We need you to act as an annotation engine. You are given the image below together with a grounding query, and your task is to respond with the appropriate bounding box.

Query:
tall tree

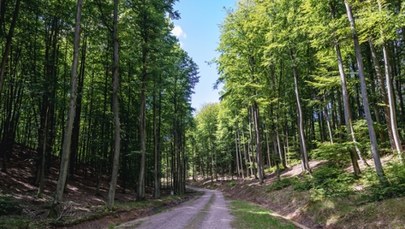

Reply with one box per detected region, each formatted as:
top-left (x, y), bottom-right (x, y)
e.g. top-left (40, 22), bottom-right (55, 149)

top-left (344, 1), bottom-right (386, 183)
top-left (0, 0), bottom-right (20, 98)
top-left (107, 0), bottom-right (121, 209)
top-left (54, 0), bottom-right (83, 204)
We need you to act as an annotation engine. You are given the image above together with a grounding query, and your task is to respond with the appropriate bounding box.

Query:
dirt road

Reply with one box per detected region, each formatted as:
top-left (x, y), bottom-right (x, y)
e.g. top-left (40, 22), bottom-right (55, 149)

top-left (117, 187), bottom-right (233, 229)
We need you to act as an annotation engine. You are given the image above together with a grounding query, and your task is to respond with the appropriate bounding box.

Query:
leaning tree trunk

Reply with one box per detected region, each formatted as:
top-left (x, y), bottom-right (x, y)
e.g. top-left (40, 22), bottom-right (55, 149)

top-left (334, 42), bottom-right (362, 175)
top-left (290, 50), bottom-right (311, 173)
top-left (377, 0), bottom-right (403, 162)
top-left (381, 44), bottom-right (403, 162)
top-left (107, 0), bottom-right (121, 209)
top-left (369, 40), bottom-right (396, 149)
top-left (54, 0), bottom-right (83, 204)
top-left (344, 1), bottom-right (386, 183)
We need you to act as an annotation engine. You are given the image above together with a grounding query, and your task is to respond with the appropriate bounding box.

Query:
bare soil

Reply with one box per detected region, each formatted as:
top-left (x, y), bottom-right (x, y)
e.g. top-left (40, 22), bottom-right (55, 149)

top-left (0, 144), bottom-right (194, 229)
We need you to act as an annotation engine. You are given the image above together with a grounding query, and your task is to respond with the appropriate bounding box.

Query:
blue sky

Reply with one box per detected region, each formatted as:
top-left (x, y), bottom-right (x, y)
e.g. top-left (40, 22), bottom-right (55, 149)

top-left (172, 0), bottom-right (236, 112)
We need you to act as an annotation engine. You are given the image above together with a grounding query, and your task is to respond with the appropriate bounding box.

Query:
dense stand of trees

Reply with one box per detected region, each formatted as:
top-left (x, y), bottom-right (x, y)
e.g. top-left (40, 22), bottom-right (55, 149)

top-left (190, 0), bottom-right (405, 184)
top-left (0, 0), bottom-right (198, 208)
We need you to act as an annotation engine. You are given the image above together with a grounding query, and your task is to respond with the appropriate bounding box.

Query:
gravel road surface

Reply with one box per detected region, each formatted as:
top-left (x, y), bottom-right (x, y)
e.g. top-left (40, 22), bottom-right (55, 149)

top-left (116, 187), bottom-right (233, 229)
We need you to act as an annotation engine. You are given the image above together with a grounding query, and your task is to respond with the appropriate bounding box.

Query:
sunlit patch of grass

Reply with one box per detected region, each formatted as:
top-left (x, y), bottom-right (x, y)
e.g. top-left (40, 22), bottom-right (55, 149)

top-left (230, 200), bottom-right (295, 229)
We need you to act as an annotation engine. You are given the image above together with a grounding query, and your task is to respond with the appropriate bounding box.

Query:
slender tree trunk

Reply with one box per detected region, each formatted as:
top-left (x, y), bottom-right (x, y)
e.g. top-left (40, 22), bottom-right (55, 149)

top-left (153, 77), bottom-right (162, 198)
top-left (235, 132), bottom-right (241, 178)
top-left (107, 0), bottom-right (121, 209)
top-left (276, 130), bottom-right (287, 168)
top-left (369, 40), bottom-right (395, 149)
top-left (70, 39), bottom-right (86, 176)
top-left (290, 51), bottom-right (310, 172)
top-left (345, 2), bottom-right (386, 183)
top-left (265, 130), bottom-right (272, 167)
top-left (253, 102), bottom-right (263, 183)
top-left (237, 130), bottom-right (245, 179)
top-left (377, 0), bottom-right (403, 162)
top-left (334, 42), bottom-right (362, 175)
top-left (0, 0), bottom-right (20, 98)
top-left (54, 0), bottom-right (83, 204)
top-left (329, 3), bottom-right (366, 171)
top-left (37, 107), bottom-right (48, 197)
top-left (323, 106), bottom-right (333, 144)
top-left (242, 130), bottom-right (252, 177)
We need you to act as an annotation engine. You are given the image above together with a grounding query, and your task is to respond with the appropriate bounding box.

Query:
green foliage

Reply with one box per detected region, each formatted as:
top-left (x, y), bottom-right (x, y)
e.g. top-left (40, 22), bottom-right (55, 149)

top-left (227, 180), bottom-right (237, 188)
top-left (266, 165), bottom-right (356, 200)
top-left (0, 216), bottom-right (30, 229)
top-left (0, 197), bottom-right (22, 216)
top-left (310, 165), bottom-right (356, 199)
top-left (361, 162), bottom-right (405, 201)
top-left (267, 178), bottom-right (295, 191)
top-left (292, 176), bottom-right (313, 191)
top-left (230, 200), bottom-right (295, 229)
top-left (311, 142), bottom-right (353, 166)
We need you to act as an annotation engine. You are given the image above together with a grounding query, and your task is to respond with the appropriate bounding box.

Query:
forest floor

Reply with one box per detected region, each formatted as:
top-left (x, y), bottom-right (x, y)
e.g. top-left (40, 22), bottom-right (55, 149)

top-left (0, 144), bottom-right (197, 229)
top-left (191, 157), bottom-right (405, 229)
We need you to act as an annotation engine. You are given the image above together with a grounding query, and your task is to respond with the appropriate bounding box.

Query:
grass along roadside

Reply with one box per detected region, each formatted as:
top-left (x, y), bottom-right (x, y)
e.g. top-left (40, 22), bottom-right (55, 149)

top-left (229, 200), bottom-right (297, 229)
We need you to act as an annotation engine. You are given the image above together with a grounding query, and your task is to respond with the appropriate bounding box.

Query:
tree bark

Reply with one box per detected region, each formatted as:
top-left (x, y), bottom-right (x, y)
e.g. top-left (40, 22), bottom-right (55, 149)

top-left (108, 0), bottom-right (121, 209)
top-left (344, 1), bottom-right (386, 183)
top-left (0, 0), bottom-right (21, 101)
top-left (153, 76), bottom-right (162, 198)
top-left (377, 0), bottom-right (403, 162)
top-left (70, 39), bottom-right (86, 176)
top-left (290, 50), bottom-right (310, 173)
top-left (334, 42), bottom-right (362, 175)
top-left (54, 0), bottom-right (83, 204)
top-left (369, 40), bottom-right (395, 149)
top-left (252, 102), bottom-right (263, 183)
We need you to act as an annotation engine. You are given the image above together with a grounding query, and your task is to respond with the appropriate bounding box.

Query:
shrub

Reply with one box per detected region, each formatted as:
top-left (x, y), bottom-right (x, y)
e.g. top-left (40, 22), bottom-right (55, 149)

top-left (311, 142), bottom-right (353, 166)
top-left (362, 162), bottom-right (405, 201)
top-left (267, 178), bottom-right (295, 192)
top-left (292, 175), bottom-right (313, 191)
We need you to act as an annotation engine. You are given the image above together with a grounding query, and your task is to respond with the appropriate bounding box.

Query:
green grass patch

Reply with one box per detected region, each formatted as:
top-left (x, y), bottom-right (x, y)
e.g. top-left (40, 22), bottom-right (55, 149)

top-left (230, 200), bottom-right (295, 229)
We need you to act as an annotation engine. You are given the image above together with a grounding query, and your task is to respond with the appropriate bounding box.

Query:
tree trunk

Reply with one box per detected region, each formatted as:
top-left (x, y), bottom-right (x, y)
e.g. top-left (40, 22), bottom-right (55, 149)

top-left (37, 107), bottom-right (48, 197)
top-left (323, 106), bottom-right (333, 144)
top-left (70, 39), bottom-right (86, 176)
top-left (369, 40), bottom-right (395, 149)
top-left (329, 2), bottom-right (366, 172)
top-left (334, 42), bottom-right (362, 175)
top-left (107, 0), bottom-right (121, 209)
top-left (0, 0), bottom-right (20, 98)
top-left (235, 132), bottom-right (241, 178)
top-left (54, 0), bottom-right (83, 204)
top-left (153, 77), bottom-right (162, 198)
top-left (290, 50), bottom-right (310, 173)
top-left (377, 0), bottom-right (403, 162)
top-left (252, 102), bottom-right (263, 183)
top-left (344, 2), bottom-right (386, 183)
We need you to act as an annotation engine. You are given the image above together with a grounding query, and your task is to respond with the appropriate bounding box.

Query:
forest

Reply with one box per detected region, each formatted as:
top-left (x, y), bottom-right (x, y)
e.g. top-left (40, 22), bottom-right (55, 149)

top-left (0, 0), bottom-right (405, 228)
top-left (1, 0), bottom-right (198, 216)
top-left (189, 0), bottom-right (405, 227)
top-left (191, 0), bottom-right (405, 184)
